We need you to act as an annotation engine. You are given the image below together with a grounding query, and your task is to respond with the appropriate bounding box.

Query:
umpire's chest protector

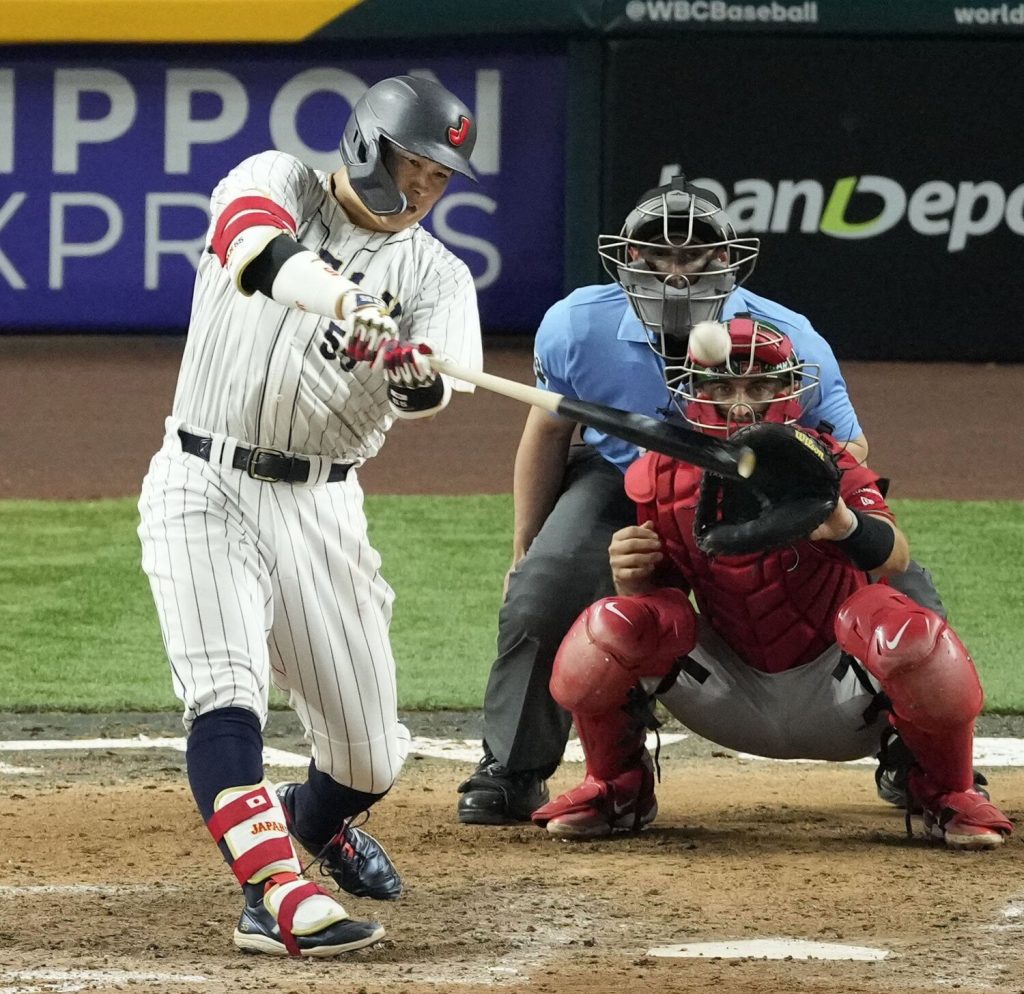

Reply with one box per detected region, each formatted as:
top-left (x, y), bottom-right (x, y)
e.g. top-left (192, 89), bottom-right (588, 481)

top-left (625, 453), bottom-right (867, 674)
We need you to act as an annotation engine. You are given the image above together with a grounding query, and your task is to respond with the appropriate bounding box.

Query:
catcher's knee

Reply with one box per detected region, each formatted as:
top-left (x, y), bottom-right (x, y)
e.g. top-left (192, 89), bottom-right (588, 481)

top-left (550, 588), bottom-right (697, 716)
top-left (835, 584), bottom-right (982, 730)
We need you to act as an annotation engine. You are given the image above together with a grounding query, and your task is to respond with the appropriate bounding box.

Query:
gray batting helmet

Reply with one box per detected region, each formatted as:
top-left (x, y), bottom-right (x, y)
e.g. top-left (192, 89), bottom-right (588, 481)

top-left (340, 75), bottom-right (477, 216)
top-left (598, 176), bottom-right (760, 355)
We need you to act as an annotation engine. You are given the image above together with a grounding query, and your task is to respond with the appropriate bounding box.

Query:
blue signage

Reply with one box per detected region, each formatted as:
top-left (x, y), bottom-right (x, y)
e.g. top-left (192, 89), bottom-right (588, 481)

top-left (0, 50), bottom-right (567, 332)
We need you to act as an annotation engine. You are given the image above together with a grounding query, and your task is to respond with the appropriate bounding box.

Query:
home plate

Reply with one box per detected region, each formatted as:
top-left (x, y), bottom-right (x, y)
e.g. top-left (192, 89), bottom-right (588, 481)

top-left (647, 938), bottom-right (889, 961)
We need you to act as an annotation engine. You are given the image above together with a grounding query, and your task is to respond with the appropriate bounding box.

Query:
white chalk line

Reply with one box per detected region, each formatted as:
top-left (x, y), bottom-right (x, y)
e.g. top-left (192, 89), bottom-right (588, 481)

top-left (2, 733), bottom-right (1024, 767)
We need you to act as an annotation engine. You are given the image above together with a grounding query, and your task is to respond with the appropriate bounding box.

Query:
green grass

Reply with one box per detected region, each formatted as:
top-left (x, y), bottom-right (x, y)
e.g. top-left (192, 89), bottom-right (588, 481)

top-left (0, 497), bottom-right (1021, 713)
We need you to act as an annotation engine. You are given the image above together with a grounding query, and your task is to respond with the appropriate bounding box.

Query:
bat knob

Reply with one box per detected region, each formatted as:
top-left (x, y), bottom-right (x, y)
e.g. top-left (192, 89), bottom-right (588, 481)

top-left (737, 446), bottom-right (756, 479)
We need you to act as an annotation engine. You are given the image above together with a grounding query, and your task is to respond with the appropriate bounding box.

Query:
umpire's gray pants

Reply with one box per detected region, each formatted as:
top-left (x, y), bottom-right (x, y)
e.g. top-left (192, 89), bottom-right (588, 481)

top-left (482, 446), bottom-right (635, 773)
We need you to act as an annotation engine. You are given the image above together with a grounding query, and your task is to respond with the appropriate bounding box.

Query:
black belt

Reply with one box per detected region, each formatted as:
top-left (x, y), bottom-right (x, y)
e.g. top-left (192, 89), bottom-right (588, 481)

top-left (178, 429), bottom-right (352, 484)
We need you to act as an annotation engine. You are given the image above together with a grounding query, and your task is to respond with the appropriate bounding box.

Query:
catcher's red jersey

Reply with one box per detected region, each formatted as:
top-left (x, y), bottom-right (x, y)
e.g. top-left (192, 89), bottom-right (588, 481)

top-left (625, 441), bottom-right (892, 673)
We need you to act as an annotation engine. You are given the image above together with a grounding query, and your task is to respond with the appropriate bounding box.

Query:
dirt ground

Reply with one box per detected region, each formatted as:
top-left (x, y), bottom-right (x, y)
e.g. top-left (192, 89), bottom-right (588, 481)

top-left (2, 337), bottom-right (1023, 994)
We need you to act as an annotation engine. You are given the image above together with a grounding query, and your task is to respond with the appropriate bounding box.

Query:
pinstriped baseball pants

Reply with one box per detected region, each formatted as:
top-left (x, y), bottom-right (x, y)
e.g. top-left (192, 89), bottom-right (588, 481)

top-left (137, 427), bottom-right (409, 794)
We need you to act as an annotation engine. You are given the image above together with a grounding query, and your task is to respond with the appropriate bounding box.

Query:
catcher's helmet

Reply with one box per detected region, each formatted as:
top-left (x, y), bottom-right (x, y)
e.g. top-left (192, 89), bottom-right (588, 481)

top-left (598, 176), bottom-right (760, 355)
top-left (340, 75), bottom-right (477, 216)
top-left (671, 316), bottom-right (820, 437)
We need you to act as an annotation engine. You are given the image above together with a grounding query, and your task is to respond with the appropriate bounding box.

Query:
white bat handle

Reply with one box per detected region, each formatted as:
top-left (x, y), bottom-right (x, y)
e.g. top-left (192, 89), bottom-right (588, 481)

top-left (429, 356), bottom-right (563, 415)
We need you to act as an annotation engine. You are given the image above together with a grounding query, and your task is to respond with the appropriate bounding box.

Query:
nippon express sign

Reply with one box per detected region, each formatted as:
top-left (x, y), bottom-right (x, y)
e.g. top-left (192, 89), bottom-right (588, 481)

top-left (669, 171), bottom-right (1024, 252)
top-left (0, 53), bottom-right (566, 331)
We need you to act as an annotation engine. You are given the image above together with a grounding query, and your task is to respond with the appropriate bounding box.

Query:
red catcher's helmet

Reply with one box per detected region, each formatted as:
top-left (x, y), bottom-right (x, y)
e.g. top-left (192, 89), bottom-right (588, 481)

top-left (669, 315), bottom-right (821, 437)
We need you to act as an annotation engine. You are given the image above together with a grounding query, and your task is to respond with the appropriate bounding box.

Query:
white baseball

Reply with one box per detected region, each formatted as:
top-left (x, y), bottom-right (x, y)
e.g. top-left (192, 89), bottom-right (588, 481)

top-left (688, 320), bottom-right (732, 366)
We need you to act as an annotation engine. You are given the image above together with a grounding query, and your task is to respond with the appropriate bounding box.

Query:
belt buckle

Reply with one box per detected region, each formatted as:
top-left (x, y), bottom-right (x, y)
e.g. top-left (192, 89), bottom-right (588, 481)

top-left (246, 445), bottom-right (287, 482)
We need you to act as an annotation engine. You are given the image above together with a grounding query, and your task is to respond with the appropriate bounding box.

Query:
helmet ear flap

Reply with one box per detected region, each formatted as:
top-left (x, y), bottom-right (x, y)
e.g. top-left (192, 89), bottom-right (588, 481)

top-left (341, 132), bottom-right (407, 216)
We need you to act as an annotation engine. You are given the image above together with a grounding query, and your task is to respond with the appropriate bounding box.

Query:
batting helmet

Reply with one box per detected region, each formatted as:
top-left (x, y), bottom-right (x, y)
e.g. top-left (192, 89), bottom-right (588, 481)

top-left (671, 316), bottom-right (820, 436)
top-left (340, 75), bottom-right (477, 216)
top-left (598, 176), bottom-right (760, 356)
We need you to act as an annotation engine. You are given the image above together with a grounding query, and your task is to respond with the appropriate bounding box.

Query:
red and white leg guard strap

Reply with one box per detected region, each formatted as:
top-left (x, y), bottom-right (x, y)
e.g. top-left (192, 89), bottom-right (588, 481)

top-left (207, 782), bottom-right (348, 956)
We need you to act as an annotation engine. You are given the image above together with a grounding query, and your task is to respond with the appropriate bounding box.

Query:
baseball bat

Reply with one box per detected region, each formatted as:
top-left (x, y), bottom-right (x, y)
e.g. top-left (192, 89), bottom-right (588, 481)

top-left (429, 357), bottom-right (755, 480)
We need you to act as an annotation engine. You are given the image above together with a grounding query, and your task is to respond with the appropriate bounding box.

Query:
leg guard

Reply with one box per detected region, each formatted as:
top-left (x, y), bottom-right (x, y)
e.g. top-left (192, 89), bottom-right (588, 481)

top-left (532, 686), bottom-right (655, 837)
top-left (208, 781), bottom-right (367, 956)
top-left (835, 584), bottom-right (982, 791)
top-left (550, 588), bottom-right (697, 716)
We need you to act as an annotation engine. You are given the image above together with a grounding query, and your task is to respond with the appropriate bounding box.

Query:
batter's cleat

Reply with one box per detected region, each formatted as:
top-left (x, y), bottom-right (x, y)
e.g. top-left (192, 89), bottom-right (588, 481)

top-left (233, 876), bottom-right (385, 957)
top-left (276, 783), bottom-right (403, 901)
top-left (532, 760), bottom-right (657, 839)
top-left (874, 728), bottom-right (989, 813)
top-left (457, 750), bottom-right (551, 825)
top-left (907, 769), bottom-right (1012, 850)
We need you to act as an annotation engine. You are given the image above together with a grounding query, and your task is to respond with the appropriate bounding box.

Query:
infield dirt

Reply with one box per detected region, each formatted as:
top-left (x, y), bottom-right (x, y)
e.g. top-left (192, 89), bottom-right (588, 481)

top-left (2, 339), bottom-right (1023, 994)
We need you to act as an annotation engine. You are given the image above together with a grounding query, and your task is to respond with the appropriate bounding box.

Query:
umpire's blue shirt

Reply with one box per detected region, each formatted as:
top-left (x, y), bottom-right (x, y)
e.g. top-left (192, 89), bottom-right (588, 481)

top-left (533, 283), bottom-right (862, 474)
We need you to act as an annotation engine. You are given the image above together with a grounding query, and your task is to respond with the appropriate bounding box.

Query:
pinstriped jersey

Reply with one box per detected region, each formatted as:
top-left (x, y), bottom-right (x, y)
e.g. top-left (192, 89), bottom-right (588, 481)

top-left (171, 150), bottom-right (483, 465)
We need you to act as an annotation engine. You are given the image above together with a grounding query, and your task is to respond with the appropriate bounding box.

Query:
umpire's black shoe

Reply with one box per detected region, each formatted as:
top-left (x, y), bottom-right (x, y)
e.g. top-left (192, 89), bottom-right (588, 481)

top-left (456, 751), bottom-right (551, 824)
top-left (234, 882), bottom-right (385, 957)
top-left (276, 783), bottom-right (403, 901)
top-left (874, 728), bottom-right (989, 813)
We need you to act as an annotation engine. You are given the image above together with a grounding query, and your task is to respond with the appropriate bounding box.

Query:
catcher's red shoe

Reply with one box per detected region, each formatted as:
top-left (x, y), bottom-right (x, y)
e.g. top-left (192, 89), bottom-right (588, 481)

top-left (532, 759), bottom-right (657, 839)
top-left (908, 769), bottom-right (1013, 850)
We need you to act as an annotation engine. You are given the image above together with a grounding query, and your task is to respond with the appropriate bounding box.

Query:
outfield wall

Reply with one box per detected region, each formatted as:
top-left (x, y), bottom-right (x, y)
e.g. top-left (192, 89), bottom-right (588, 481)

top-left (1, 0), bottom-right (1021, 359)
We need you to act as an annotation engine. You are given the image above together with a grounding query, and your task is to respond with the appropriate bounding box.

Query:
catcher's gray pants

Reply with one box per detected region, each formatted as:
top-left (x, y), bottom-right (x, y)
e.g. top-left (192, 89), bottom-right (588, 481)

top-left (482, 446), bottom-right (635, 773)
top-left (648, 619), bottom-right (887, 761)
top-left (481, 445), bottom-right (945, 773)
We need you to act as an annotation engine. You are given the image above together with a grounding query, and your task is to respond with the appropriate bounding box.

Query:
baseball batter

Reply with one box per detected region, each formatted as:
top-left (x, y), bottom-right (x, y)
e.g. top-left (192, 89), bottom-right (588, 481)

top-left (532, 317), bottom-right (1012, 850)
top-left (137, 76), bottom-right (482, 957)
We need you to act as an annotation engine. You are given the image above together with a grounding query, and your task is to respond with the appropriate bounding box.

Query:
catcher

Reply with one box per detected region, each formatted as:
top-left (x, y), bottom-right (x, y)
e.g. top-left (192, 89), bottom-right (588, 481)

top-left (531, 316), bottom-right (1012, 850)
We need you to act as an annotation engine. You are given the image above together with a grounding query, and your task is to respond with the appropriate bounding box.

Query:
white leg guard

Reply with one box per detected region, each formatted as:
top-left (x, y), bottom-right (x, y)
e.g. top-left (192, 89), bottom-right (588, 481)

top-left (208, 782), bottom-right (350, 956)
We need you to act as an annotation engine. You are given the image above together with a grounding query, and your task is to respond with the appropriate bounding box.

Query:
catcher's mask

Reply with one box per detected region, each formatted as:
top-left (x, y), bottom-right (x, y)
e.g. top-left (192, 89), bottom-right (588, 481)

top-left (671, 316), bottom-right (821, 437)
top-left (598, 176), bottom-right (760, 358)
top-left (340, 75), bottom-right (477, 216)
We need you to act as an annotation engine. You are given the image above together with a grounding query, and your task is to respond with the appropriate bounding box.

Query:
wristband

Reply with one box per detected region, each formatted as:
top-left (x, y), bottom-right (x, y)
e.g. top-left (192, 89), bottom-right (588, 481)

top-left (387, 377), bottom-right (451, 420)
top-left (835, 509), bottom-right (895, 572)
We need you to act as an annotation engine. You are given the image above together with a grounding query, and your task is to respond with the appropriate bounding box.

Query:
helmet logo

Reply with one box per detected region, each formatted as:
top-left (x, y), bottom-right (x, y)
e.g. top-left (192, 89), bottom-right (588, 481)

top-left (447, 116), bottom-right (471, 147)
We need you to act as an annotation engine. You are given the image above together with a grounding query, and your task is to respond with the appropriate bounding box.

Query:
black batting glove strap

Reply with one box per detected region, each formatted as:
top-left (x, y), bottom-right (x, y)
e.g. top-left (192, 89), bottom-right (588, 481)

top-left (835, 509), bottom-right (896, 572)
top-left (387, 378), bottom-right (445, 412)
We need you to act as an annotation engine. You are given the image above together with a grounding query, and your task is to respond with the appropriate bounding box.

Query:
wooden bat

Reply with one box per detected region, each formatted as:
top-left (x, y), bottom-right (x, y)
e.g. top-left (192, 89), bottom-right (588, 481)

top-left (429, 357), bottom-right (755, 480)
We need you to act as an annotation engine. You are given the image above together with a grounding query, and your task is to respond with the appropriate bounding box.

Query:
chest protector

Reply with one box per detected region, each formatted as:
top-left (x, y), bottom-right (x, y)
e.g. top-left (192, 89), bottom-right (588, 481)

top-left (626, 451), bottom-right (877, 673)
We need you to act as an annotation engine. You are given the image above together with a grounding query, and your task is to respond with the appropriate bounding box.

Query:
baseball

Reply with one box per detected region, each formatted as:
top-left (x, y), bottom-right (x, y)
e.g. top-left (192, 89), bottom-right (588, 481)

top-left (688, 320), bottom-right (732, 366)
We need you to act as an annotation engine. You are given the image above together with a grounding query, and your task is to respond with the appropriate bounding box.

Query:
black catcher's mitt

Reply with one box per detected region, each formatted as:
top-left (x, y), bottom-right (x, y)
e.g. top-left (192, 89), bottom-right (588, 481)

top-left (694, 421), bottom-right (841, 556)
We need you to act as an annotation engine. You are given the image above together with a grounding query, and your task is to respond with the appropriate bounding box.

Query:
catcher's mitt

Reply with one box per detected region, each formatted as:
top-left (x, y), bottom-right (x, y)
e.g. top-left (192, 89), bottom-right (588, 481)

top-left (694, 421), bottom-right (841, 556)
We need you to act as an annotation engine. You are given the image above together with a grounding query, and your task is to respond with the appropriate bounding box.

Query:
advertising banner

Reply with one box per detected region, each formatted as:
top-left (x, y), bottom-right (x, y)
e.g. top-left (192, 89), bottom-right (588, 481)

top-left (0, 49), bottom-right (566, 333)
top-left (603, 36), bottom-right (1024, 360)
top-left (602, 0), bottom-right (1024, 35)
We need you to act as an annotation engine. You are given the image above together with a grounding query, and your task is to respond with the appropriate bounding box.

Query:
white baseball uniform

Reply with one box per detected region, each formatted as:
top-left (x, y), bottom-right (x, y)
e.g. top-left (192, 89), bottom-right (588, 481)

top-left (138, 150), bottom-right (482, 794)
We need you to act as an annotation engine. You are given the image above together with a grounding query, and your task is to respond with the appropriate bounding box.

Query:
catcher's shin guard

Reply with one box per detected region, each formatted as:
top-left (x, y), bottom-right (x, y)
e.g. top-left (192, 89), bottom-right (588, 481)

top-left (835, 585), bottom-right (982, 792)
top-left (533, 693), bottom-right (656, 837)
top-left (550, 588), bottom-right (696, 715)
top-left (207, 781), bottom-right (383, 956)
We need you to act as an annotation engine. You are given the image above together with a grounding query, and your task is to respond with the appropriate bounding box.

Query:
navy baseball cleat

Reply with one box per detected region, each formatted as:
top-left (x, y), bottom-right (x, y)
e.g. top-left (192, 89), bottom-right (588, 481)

top-left (234, 879), bottom-right (385, 957)
top-left (276, 783), bottom-right (403, 901)
top-left (456, 749), bottom-right (551, 824)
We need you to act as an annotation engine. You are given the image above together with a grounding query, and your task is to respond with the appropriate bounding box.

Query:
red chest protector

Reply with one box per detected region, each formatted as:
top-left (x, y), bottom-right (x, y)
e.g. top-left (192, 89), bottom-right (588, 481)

top-left (625, 447), bottom-right (890, 674)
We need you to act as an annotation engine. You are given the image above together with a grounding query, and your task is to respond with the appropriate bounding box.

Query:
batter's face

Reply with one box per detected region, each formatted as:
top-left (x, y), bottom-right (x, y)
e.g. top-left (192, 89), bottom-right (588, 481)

top-left (372, 147), bottom-right (453, 232)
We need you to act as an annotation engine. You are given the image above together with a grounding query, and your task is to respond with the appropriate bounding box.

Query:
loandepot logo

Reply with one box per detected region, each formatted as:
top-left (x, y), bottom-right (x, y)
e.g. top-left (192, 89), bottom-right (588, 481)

top-left (670, 172), bottom-right (1024, 252)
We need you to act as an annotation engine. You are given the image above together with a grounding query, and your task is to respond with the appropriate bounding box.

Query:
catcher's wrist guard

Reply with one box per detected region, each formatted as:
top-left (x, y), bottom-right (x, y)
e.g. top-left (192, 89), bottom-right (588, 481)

top-left (835, 509), bottom-right (895, 572)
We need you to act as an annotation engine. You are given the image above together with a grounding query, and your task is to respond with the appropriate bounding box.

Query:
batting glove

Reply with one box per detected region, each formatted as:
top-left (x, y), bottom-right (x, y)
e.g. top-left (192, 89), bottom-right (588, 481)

top-left (339, 289), bottom-right (399, 363)
top-left (372, 337), bottom-right (438, 388)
